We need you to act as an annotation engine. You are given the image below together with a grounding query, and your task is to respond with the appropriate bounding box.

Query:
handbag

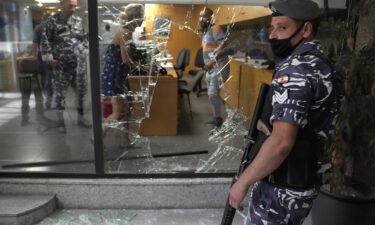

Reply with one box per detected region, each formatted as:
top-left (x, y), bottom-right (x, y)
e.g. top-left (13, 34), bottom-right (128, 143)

top-left (17, 57), bottom-right (39, 74)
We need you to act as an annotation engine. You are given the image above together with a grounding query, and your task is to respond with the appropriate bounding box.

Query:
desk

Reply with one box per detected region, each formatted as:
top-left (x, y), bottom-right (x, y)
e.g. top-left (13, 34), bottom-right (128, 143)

top-left (128, 69), bottom-right (177, 135)
top-left (220, 60), bottom-right (273, 122)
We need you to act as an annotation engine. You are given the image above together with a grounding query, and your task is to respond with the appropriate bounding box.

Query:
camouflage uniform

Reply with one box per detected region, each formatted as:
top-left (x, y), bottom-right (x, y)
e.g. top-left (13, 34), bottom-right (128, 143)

top-left (40, 12), bottom-right (88, 115)
top-left (246, 41), bottom-right (344, 225)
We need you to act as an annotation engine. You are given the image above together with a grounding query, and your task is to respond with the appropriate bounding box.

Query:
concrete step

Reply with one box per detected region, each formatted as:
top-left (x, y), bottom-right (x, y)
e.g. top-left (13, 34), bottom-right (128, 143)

top-left (0, 194), bottom-right (56, 225)
top-left (0, 178), bottom-right (234, 209)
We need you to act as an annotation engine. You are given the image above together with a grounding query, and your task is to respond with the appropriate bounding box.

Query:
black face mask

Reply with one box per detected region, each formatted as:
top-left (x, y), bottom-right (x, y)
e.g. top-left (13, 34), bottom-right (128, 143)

top-left (269, 24), bottom-right (305, 59)
top-left (200, 21), bottom-right (209, 29)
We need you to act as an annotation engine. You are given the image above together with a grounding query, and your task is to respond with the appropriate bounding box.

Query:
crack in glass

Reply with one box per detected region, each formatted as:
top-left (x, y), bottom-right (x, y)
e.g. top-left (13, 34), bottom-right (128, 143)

top-left (98, 3), bottom-right (267, 174)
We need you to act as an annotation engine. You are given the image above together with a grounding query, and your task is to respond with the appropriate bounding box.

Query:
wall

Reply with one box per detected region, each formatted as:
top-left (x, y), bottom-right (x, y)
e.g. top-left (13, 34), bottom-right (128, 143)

top-left (18, 3), bottom-right (33, 41)
top-left (201, 4), bottom-right (271, 25)
top-left (144, 4), bottom-right (271, 72)
top-left (145, 4), bottom-right (202, 72)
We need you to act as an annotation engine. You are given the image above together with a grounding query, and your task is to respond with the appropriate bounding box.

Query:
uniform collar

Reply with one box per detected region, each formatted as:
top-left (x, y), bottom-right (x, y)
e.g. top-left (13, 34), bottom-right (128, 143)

top-left (56, 12), bottom-right (79, 24)
top-left (292, 40), bottom-right (323, 56)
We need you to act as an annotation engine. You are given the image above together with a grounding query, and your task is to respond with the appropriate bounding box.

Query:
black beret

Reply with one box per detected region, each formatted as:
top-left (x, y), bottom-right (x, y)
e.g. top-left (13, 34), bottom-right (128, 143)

top-left (269, 0), bottom-right (321, 20)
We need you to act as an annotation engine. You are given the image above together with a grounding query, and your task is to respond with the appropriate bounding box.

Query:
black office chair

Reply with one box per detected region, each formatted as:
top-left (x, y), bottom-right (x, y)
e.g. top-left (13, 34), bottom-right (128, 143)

top-left (188, 48), bottom-right (204, 76)
top-left (174, 48), bottom-right (190, 79)
top-left (178, 70), bottom-right (205, 118)
top-left (187, 48), bottom-right (206, 97)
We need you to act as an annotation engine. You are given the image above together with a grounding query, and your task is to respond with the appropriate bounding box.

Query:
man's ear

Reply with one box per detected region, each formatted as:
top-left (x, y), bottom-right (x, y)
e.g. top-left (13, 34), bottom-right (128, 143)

top-left (302, 22), bottom-right (313, 38)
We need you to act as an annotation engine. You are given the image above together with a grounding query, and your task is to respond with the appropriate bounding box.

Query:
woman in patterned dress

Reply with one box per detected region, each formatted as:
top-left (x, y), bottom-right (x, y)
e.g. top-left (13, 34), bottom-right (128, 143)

top-left (100, 4), bottom-right (144, 147)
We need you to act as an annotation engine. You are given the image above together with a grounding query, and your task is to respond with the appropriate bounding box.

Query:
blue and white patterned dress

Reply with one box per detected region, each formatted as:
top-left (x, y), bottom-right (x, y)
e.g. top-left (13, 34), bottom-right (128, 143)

top-left (101, 44), bottom-right (130, 96)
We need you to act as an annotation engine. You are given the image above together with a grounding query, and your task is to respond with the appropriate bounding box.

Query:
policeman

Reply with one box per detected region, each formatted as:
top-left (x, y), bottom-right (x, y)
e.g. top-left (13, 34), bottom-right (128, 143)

top-left (229, 0), bottom-right (344, 224)
top-left (41, 0), bottom-right (90, 133)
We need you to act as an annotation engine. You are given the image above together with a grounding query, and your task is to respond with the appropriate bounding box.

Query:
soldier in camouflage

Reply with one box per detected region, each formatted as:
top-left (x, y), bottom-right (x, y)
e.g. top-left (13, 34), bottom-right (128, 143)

top-left (41, 0), bottom-right (91, 133)
top-left (229, 0), bottom-right (344, 224)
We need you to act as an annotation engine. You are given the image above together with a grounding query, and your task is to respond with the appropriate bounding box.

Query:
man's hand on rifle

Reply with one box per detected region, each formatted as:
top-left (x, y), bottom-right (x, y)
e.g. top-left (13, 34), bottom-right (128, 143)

top-left (228, 119), bottom-right (271, 211)
top-left (257, 119), bottom-right (271, 136)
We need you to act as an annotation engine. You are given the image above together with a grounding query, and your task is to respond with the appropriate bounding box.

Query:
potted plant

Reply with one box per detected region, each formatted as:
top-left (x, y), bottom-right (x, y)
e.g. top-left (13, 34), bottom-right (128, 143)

top-left (311, 1), bottom-right (375, 224)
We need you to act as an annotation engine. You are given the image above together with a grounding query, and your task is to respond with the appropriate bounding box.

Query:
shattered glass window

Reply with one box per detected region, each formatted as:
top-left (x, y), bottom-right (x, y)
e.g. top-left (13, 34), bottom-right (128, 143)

top-left (0, 0), bottom-right (275, 175)
top-left (0, 0), bottom-right (96, 174)
top-left (0, 0), bottom-right (347, 175)
top-left (98, 1), bottom-right (274, 174)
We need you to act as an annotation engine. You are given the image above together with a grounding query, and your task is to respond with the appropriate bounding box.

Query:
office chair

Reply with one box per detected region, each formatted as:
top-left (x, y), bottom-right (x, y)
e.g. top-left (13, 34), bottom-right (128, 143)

top-left (178, 70), bottom-right (205, 119)
top-left (187, 48), bottom-right (206, 97)
top-left (174, 48), bottom-right (190, 79)
top-left (188, 48), bottom-right (204, 76)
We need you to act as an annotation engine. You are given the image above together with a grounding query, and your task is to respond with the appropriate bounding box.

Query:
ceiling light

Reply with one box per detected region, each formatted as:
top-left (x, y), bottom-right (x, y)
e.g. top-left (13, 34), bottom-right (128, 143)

top-left (35, 0), bottom-right (60, 3)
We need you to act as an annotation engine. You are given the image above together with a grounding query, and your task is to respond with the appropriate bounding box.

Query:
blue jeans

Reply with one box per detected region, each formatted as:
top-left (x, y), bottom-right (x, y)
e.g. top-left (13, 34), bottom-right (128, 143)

top-left (206, 64), bottom-right (229, 118)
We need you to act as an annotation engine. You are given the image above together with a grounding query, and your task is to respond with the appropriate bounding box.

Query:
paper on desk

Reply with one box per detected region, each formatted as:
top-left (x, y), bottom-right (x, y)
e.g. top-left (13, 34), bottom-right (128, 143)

top-left (160, 62), bottom-right (174, 69)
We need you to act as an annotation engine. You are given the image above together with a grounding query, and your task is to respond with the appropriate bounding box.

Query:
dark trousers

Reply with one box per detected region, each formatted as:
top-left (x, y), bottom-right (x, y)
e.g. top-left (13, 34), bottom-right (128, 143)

top-left (18, 75), bottom-right (44, 118)
top-left (52, 60), bottom-right (87, 115)
top-left (246, 181), bottom-right (317, 225)
top-left (38, 58), bottom-right (53, 104)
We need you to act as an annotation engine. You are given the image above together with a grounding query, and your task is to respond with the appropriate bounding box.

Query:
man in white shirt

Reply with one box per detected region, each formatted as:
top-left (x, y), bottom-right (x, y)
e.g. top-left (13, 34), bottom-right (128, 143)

top-left (101, 24), bottom-right (114, 43)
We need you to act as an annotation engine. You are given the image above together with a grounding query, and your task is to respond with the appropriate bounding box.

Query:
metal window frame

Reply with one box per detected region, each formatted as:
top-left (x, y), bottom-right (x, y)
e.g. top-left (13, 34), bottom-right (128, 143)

top-left (0, 0), bottom-right (346, 178)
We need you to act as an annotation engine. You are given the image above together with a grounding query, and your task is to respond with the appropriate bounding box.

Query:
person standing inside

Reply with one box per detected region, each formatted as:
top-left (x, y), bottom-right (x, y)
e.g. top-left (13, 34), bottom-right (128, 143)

top-left (101, 4), bottom-right (144, 148)
top-left (32, 12), bottom-right (53, 110)
top-left (229, 0), bottom-right (344, 224)
top-left (17, 55), bottom-right (50, 126)
top-left (18, 12), bottom-right (52, 127)
top-left (199, 8), bottom-right (230, 128)
top-left (41, 0), bottom-right (91, 133)
top-left (101, 24), bottom-right (114, 43)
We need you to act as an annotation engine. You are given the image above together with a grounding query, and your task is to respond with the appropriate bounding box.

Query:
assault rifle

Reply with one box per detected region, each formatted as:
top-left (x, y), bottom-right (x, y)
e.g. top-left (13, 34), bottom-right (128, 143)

top-left (220, 83), bottom-right (270, 225)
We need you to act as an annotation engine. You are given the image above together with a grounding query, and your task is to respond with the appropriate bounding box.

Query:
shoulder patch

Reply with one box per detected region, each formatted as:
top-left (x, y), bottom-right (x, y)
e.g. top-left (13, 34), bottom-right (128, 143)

top-left (275, 74), bottom-right (289, 84)
top-left (274, 89), bottom-right (288, 104)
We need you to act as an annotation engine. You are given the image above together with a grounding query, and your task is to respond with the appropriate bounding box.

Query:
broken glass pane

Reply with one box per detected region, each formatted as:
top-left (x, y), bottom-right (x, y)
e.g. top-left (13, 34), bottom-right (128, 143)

top-left (98, 2), bottom-right (273, 174)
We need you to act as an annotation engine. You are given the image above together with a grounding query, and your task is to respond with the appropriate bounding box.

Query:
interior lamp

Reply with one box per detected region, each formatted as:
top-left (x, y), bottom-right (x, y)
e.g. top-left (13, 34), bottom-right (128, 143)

top-left (35, 0), bottom-right (60, 3)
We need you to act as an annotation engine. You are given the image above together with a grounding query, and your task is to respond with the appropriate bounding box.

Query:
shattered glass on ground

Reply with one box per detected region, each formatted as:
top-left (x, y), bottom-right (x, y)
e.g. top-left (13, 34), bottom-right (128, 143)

top-left (36, 209), bottom-right (136, 225)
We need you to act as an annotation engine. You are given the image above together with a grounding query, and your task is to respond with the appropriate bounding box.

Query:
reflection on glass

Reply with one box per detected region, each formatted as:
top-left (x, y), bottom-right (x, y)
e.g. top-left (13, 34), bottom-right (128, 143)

top-left (0, 0), bottom-right (94, 173)
top-left (98, 2), bottom-right (274, 174)
top-left (0, 0), bottom-right (277, 175)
